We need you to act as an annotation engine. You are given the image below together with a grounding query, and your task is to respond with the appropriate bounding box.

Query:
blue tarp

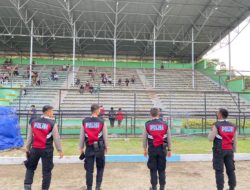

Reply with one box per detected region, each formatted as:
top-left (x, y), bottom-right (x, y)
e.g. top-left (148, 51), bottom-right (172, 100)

top-left (0, 107), bottom-right (24, 151)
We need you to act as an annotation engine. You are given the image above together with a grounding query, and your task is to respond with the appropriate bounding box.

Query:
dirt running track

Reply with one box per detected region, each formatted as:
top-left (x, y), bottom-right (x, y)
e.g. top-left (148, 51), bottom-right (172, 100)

top-left (0, 161), bottom-right (249, 190)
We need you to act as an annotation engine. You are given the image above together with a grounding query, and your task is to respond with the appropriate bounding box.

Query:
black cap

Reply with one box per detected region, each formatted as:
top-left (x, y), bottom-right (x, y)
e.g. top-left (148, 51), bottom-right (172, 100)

top-left (42, 105), bottom-right (53, 113)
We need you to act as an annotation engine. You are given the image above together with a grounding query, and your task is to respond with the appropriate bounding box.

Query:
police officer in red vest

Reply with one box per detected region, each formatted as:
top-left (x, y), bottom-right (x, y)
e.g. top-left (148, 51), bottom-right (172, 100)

top-left (208, 108), bottom-right (237, 190)
top-left (24, 105), bottom-right (64, 190)
top-left (143, 108), bottom-right (172, 190)
top-left (79, 104), bottom-right (108, 190)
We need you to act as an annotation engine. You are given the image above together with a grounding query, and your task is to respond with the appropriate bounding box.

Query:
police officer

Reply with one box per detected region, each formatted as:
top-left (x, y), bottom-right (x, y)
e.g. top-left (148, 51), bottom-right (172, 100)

top-left (143, 108), bottom-right (172, 190)
top-left (79, 104), bottom-right (108, 190)
top-left (24, 105), bottom-right (64, 190)
top-left (208, 108), bottom-right (237, 190)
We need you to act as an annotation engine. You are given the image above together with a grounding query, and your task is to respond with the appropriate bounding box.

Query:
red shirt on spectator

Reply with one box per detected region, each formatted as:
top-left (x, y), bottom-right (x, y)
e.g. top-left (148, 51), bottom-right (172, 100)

top-left (116, 111), bottom-right (124, 121)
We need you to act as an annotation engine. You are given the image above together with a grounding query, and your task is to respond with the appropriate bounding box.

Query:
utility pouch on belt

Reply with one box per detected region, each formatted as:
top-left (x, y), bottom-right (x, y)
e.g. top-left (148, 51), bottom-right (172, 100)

top-left (93, 141), bottom-right (100, 152)
top-left (93, 141), bottom-right (105, 158)
top-left (163, 143), bottom-right (168, 154)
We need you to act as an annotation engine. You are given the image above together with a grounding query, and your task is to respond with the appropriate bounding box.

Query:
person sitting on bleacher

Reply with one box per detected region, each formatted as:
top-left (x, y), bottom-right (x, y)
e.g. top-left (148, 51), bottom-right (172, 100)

top-left (0, 75), bottom-right (3, 84)
top-left (118, 78), bottom-right (122, 86)
top-left (62, 64), bottom-right (67, 71)
top-left (13, 65), bottom-right (19, 76)
top-left (51, 68), bottom-right (59, 81)
top-left (102, 74), bottom-right (108, 84)
top-left (125, 78), bottom-right (129, 86)
top-left (85, 81), bottom-right (90, 92)
top-left (75, 77), bottom-right (80, 86)
top-left (131, 75), bottom-right (135, 84)
top-left (31, 72), bottom-right (38, 86)
top-left (79, 84), bottom-right (84, 94)
top-left (108, 76), bottom-right (112, 84)
top-left (89, 84), bottom-right (94, 94)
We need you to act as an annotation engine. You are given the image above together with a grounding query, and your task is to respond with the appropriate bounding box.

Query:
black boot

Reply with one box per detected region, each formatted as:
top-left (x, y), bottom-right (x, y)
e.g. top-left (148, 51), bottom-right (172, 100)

top-left (149, 187), bottom-right (157, 190)
top-left (96, 184), bottom-right (101, 190)
top-left (160, 185), bottom-right (165, 190)
top-left (24, 184), bottom-right (31, 190)
top-left (86, 186), bottom-right (92, 190)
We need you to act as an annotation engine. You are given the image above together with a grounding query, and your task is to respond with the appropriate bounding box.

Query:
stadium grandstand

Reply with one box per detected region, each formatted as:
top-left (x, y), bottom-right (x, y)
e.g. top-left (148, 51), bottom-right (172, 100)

top-left (0, 0), bottom-right (250, 137)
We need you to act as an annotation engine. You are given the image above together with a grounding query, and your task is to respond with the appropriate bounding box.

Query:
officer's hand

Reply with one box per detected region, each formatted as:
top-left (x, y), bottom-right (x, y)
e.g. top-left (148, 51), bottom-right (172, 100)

top-left (167, 151), bottom-right (172, 158)
top-left (144, 150), bottom-right (148, 157)
top-left (79, 149), bottom-right (84, 154)
top-left (105, 148), bottom-right (108, 154)
top-left (58, 151), bottom-right (64, 159)
top-left (25, 151), bottom-right (30, 159)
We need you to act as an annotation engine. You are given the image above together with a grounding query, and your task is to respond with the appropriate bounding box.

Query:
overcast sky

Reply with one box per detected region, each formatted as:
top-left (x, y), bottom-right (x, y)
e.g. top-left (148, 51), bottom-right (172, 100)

top-left (203, 16), bottom-right (250, 73)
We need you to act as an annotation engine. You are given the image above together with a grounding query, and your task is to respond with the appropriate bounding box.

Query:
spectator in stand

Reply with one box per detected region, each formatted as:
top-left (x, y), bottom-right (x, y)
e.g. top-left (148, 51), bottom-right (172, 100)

top-left (0, 74), bottom-right (3, 84)
top-left (22, 89), bottom-right (27, 96)
top-left (32, 61), bottom-right (36, 65)
top-left (36, 76), bottom-right (42, 86)
top-left (85, 81), bottom-right (90, 92)
top-left (125, 78), bottom-right (129, 86)
top-left (62, 64), bottom-right (67, 71)
top-left (118, 78), bottom-right (122, 86)
top-left (102, 74), bottom-right (108, 85)
top-left (161, 63), bottom-right (164, 70)
top-left (115, 108), bottom-right (124, 127)
top-left (108, 107), bottom-right (116, 128)
top-left (66, 64), bottom-right (70, 70)
top-left (54, 73), bottom-right (59, 81)
top-left (88, 69), bottom-right (93, 76)
top-left (13, 65), bottom-right (19, 76)
top-left (28, 105), bottom-right (37, 124)
top-left (99, 105), bottom-right (105, 119)
top-left (75, 77), bottom-right (80, 86)
top-left (51, 68), bottom-right (57, 80)
top-left (107, 76), bottom-right (112, 84)
top-left (89, 84), bottom-right (94, 94)
top-left (31, 72), bottom-right (38, 86)
top-left (79, 84), bottom-right (84, 94)
top-left (26, 66), bottom-right (30, 78)
top-left (131, 75), bottom-right (136, 84)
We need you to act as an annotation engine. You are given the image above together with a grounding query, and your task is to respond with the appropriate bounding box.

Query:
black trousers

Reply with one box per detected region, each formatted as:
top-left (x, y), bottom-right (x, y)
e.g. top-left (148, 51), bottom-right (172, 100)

top-left (147, 146), bottom-right (167, 188)
top-left (24, 148), bottom-right (54, 190)
top-left (84, 147), bottom-right (105, 189)
top-left (109, 118), bottom-right (115, 127)
top-left (213, 149), bottom-right (236, 190)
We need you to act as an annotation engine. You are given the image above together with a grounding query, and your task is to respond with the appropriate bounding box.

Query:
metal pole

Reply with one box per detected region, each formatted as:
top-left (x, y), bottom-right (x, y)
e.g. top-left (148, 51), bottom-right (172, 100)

top-left (113, 38), bottom-right (117, 87)
top-left (204, 92), bottom-right (207, 134)
top-left (153, 26), bottom-right (156, 88)
top-left (29, 20), bottom-right (34, 86)
top-left (72, 23), bottom-right (76, 87)
top-left (228, 33), bottom-right (232, 80)
top-left (134, 92), bottom-right (136, 135)
top-left (192, 27), bottom-right (195, 89)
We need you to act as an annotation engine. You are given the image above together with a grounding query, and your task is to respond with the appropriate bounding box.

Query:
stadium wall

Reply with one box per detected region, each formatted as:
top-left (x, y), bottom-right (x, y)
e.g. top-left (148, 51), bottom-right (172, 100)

top-left (195, 60), bottom-right (250, 101)
top-left (0, 57), bottom-right (192, 69)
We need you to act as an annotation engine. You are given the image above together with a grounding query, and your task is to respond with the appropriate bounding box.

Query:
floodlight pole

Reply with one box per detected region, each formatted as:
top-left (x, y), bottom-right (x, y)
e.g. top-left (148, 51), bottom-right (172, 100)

top-left (29, 20), bottom-right (34, 86)
top-left (153, 26), bottom-right (156, 88)
top-left (72, 23), bottom-right (76, 87)
top-left (192, 27), bottom-right (195, 89)
top-left (113, 38), bottom-right (117, 87)
top-left (228, 33), bottom-right (232, 80)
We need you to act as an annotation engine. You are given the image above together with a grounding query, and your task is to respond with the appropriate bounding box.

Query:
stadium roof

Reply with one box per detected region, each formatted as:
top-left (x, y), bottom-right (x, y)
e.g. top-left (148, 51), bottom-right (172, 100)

top-left (0, 0), bottom-right (250, 61)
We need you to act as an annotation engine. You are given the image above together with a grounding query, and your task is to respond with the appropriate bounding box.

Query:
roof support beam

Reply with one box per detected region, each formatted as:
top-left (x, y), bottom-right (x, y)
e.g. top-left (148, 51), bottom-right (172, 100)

top-left (175, 0), bottom-right (222, 54)
top-left (141, 0), bottom-right (172, 57)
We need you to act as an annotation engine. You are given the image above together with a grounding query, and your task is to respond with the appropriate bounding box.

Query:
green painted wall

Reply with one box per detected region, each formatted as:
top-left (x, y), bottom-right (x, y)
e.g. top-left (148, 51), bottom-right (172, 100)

top-left (0, 87), bottom-right (20, 106)
top-left (195, 60), bottom-right (228, 86)
top-left (1, 56), bottom-right (192, 69)
top-left (226, 78), bottom-right (245, 92)
top-left (195, 60), bottom-right (250, 102)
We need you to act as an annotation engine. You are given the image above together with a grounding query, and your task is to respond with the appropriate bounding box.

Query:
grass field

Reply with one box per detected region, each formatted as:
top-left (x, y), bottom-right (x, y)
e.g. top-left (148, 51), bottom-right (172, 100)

top-left (60, 136), bottom-right (250, 155)
top-left (1, 136), bottom-right (249, 157)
